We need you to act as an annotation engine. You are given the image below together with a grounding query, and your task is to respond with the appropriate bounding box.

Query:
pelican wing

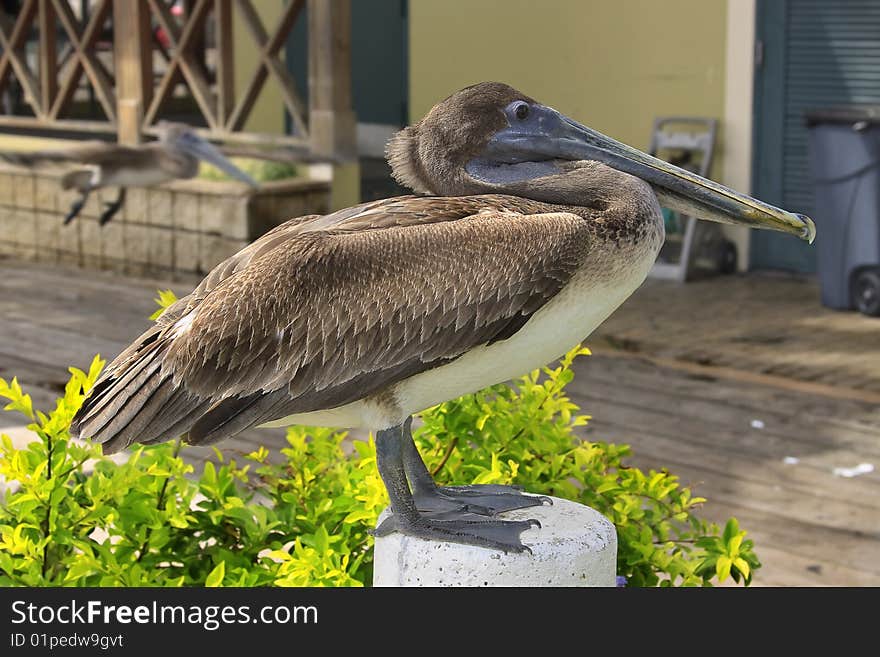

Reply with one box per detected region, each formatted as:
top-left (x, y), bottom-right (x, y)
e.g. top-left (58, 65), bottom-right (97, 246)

top-left (72, 196), bottom-right (590, 451)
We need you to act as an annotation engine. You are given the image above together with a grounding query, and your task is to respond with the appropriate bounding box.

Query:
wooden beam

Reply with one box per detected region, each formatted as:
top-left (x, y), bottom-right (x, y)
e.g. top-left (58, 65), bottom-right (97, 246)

top-left (113, 0), bottom-right (153, 143)
top-left (228, 0), bottom-right (308, 134)
top-left (0, 115), bottom-right (115, 133)
top-left (146, 0), bottom-right (217, 129)
top-left (52, 0), bottom-right (116, 121)
top-left (147, 0), bottom-right (182, 43)
top-left (142, 123), bottom-right (309, 149)
top-left (307, 0), bottom-right (355, 159)
top-left (0, 1), bottom-right (42, 117)
top-left (173, 0), bottom-right (216, 128)
top-left (80, 0), bottom-right (116, 120)
top-left (38, 0), bottom-right (57, 113)
top-left (49, 59), bottom-right (83, 119)
top-left (215, 0), bottom-right (234, 126)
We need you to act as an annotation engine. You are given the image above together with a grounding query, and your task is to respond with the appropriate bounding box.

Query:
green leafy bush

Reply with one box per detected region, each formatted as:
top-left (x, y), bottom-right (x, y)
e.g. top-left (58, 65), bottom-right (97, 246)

top-left (0, 345), bottom-right (758, 587)
top-left (198, 158), bottom-right (298, 183)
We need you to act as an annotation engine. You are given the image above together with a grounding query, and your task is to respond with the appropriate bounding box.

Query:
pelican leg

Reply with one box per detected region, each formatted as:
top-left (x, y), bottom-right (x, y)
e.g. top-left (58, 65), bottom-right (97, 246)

top-left (63, 189), bottom-right (91, 225)
top-left (99, 187), bottom-right (126, 225)
top-left (399, 417), bottom-right (551, 517)
top-left (374, 421), bottom-right (538, 553)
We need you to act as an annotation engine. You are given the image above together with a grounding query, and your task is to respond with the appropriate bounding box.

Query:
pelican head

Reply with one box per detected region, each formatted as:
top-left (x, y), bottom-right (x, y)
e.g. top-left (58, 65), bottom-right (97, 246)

top-left (157, 122), bottom-right (258, 187)
top-left (388, 82), bottom-right (815, 243)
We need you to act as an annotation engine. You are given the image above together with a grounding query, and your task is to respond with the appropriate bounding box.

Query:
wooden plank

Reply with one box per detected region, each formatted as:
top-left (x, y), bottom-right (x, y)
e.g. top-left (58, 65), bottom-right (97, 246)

top-left (593, 275), bottom-right (880, 394)
top-left (0, 1), bottom-right (42, 118)
top-left (0, 316), bottom-right (128, 372)
top-left (744, 544), bottom-right (880, 587)
top-left (49, 57), bottom-right (84, 120)
top-left (621, 451), bottom-right (880, 581)
top-left (143, 61), bottom-right (182, 127)
top-left (147, 0), bottom-right (182, 43)
top-left (575, 349), bottom-right (880, 422)
top-left (38, 0), bottom-right (57, 113)
top-left (573, 357), bottom-right (880, 457)
top-left (229, 0), bottom-right (307, 135)
top-left (52, 0), bottom-right (116, 122)
top-left (113, 0), bottom-right (153, 143)
top-left (579, 368), bottom-right (880, 476)
top-left (227, 66), bottom-right (268, 133)
top-left (265, 57), bottom-right (309, 134)
top-left (214, 0), bottom-right (234, 127)
top-left (234, 0), bottom-right (269, 43)
top-left (587, 411), bottom-right (880, 515)
top-left (0, 115), bottom-right (114, 133)
top-left (307, 0), bottom-right (355, 156)
top-left (143, 123), bottom-right (309, 149)
top-left (226, 0), bottom-right (275, 132)
top-left (581, 392), bottom-right (880, 496)
top-left (173, 0), bottom-right (217, 129)
top-left (144, 0), bottom-right (216, 129)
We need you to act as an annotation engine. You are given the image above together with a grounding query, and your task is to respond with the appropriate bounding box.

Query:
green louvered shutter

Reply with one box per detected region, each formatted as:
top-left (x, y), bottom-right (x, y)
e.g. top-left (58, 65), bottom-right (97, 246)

top-left (752, 0), bottom-right (880, 273)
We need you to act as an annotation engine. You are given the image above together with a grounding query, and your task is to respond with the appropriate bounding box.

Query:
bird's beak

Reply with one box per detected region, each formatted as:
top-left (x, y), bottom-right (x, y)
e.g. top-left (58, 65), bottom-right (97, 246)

top-left (485, 106), bottom-right (815, 243)
top-left (185, 136), bottom-right (259, 187)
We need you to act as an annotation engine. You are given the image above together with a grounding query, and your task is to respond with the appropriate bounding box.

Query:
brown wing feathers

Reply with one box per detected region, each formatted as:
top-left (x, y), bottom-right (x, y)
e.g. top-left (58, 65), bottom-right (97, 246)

top-left (71, 198), bottom-right (589, 452)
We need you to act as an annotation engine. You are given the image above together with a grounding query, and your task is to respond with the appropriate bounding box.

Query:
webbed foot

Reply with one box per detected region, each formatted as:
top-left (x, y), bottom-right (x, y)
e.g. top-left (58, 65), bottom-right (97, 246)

top-left (374, 514), bottom-right (540, 553)
top-left (414, 484), bottom-right (552, 517)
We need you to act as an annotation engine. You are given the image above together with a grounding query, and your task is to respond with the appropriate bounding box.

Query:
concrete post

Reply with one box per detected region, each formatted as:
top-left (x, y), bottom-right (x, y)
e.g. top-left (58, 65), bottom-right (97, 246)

top-left (373, 496), bottom-right (617, 587)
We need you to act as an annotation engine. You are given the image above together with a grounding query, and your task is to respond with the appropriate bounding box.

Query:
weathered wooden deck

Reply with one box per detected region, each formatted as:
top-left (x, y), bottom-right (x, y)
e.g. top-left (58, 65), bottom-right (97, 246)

top-left (1, 258), bottom-right (878, 586)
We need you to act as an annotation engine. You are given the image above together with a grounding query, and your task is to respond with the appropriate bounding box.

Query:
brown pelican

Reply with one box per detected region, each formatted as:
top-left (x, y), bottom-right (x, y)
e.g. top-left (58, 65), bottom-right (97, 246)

top-left (71, 83), bottom-right (814, 553)
top-left (0, 122), bottom-right (257, 225)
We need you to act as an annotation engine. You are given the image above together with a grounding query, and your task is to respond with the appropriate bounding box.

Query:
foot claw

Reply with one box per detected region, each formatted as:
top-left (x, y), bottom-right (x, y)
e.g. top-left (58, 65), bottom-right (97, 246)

top-left (528, 519), bottom-right (542, 530)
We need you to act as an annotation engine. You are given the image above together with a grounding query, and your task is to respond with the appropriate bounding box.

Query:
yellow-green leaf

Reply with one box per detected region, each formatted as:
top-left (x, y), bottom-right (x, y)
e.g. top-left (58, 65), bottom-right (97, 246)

top-left (728, 533), bottom-right (744, 555)
top-left (715, 555), bottom-right (732, 581)
top-left (205, 561), bottom-right (225, 587)
top-left (150, 290), bottom-right (179, 320)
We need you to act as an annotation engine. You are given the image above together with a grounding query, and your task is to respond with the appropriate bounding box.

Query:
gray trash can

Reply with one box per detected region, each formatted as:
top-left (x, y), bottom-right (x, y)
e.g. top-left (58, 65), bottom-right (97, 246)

top-left (806, 106), bottom-right (880, 316)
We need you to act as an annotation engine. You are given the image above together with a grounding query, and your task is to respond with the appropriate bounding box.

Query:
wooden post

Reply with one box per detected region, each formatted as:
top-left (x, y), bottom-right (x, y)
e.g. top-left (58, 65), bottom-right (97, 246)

top-left (215, 0), bottom-right (234, 128)
top-left (38, 0), bottom-right (57, 118)
top-left (113, 0), bottom-right (152, 144)
top-left (307, 0), bottom-right (355, 160)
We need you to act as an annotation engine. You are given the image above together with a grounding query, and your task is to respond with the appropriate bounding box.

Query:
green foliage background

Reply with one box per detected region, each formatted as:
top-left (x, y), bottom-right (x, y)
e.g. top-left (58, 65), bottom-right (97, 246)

top-left (0, 287), bottom-right (759, 586)
top-left (0, 344), bottom-right (758, 587)
top-left (198, 158), bottom-right (298, 183)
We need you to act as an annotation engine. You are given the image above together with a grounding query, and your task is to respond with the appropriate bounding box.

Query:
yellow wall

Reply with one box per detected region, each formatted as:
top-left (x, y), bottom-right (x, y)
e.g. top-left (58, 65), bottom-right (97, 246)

top-left (409, 0), bottom-right (728, 180)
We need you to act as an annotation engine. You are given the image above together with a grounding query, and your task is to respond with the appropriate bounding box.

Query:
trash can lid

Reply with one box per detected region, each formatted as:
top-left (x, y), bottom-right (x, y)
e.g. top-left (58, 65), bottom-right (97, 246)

top-left (805, 106), bottom-right (880, 127)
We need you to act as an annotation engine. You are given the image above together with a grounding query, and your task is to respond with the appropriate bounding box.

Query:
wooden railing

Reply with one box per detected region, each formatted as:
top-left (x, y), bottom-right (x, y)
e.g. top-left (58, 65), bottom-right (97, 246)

top-left (0, 0), bottom-right (354, 156)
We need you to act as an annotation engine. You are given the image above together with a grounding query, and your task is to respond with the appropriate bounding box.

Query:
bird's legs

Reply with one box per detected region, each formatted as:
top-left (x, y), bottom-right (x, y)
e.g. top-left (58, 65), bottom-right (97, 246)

top-left (99, 187), bottom-right (126, 225)
top-left (64, 188), bottom-right (91, 225)
top-left (373, 419), bottom-right (540, 553)
top-left (399, 416), bottom-right (551, 516)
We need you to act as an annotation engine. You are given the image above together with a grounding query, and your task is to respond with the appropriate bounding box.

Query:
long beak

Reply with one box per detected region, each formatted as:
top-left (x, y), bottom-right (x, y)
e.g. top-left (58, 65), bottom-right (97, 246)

top-left (489, 107), bottom-right (816, 243)
top-left (185, 137), bottom-right (259, 187)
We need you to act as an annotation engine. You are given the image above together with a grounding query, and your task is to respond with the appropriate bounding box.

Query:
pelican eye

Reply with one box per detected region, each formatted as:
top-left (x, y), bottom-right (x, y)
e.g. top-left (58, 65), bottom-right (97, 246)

top-left (514, 103), bottom-right (530, 120)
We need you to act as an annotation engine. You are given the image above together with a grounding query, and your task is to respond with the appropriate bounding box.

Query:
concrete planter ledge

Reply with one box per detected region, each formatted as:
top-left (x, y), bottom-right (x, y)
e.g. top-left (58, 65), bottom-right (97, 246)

top-left (0, 168), bottom-right (331, 281)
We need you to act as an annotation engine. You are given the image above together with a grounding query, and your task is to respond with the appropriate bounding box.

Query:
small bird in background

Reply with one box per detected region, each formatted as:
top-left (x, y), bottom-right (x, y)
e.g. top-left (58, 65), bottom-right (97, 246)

top-left (0, 122), bottom-right (257, 225)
